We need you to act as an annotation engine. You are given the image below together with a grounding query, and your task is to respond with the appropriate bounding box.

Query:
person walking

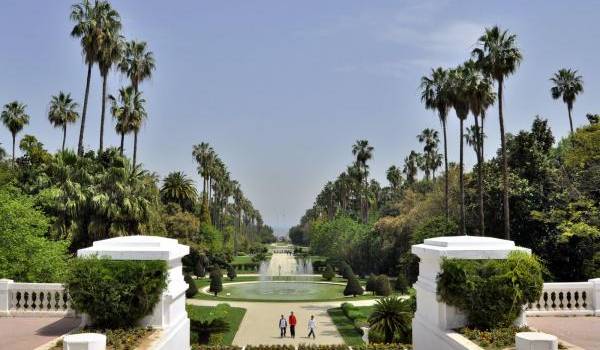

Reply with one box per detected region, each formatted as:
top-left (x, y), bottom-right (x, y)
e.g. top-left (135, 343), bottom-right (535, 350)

top-left (307, 315), bottom-right (316, 339)
top-left (278, 314), bottom-right (288, 338)
top-left (289, 311), bottom-right (297, 338)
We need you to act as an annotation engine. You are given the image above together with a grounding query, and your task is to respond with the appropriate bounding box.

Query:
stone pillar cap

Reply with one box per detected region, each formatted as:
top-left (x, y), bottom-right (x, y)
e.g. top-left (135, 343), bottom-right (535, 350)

top-left (77, 235), bottom-right (189, 261)
top-left (412, 235), bottom-right (530, 259)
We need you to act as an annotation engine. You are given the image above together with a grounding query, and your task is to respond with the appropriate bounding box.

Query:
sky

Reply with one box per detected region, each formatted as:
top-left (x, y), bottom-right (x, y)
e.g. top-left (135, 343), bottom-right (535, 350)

top-left (1, 1), bottom-right (599, 231)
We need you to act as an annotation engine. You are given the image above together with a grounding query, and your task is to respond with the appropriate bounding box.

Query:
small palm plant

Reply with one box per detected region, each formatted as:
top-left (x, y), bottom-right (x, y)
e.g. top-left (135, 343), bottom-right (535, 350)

top-left (368, 296), bottom-right (413, 343)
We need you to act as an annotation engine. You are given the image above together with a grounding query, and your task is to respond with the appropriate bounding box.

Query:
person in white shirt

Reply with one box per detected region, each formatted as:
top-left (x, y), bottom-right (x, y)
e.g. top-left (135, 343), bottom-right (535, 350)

top-left (307, 315), bottom-right (316, 339)
top-left (279, 314), bottom-right (288, 338)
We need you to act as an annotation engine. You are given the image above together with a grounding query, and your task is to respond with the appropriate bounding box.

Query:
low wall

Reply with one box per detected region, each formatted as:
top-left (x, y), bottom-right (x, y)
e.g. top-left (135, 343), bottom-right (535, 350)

top-left (526, 279), bottom-right (600, 317)
top-left (0, 279), bottom-right (74, 317)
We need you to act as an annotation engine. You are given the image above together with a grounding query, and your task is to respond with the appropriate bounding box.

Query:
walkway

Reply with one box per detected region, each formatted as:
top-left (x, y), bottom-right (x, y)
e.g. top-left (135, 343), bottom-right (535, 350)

top-left (0, 317), bottom-right (80, 350)
top-left (528, 316), bottom-right (600, 350)
top-left (188, 299), bottom-right (377, 346)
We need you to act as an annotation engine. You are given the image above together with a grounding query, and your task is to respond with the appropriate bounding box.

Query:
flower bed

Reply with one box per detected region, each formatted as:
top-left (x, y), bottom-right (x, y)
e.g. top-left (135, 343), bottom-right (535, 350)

top-left (50, 327), bottom-right (155, 350)
top-left (459, 326), bottom-right (529, 350)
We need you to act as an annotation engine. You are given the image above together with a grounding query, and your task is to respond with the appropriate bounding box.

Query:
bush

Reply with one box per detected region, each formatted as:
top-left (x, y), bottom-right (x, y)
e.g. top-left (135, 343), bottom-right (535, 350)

top-left (343, 273), bottom-right (364, 297)
top-left (437, 251), bottom-right (543, 329)
top-left (365, 274), bottom-right (378, 295)
top-left (298, 345), bottom-right (349, 350)
top-left (186, 273), bottom-right (198, 298)
top-left (191, 318), bottom-right (230, 344)
top-left (460, 326), bottom-right (528, 349)
top-left (374, 275), bottom-right (392, 296)
top-left (338, 262), bottom-right (354, 279)
top-left (394, 274), bottom-right (409, 293)
top-left (346, 310), bottom-right (362, 320)
top-left (322, 264), bottom-right (335, 281)
top-left (341, 302), bottom-right (356, 317)
top-left (209, 267), bottom-right (223, 296)
top-left (412, 216), bottom-right (458, 244)
top-left (226, 265), bottom-right (237, 281)
top-left (192, 346), bottom-right (241, 350)
top-left (66, 257), bottom-right (167, 328)
top-left (246, 346), bottom-right (295, 350)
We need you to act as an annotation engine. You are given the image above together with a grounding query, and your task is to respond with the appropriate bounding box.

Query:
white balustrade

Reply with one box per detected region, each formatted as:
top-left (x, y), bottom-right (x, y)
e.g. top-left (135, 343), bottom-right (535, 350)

top-left (0, 279), bottom-right (74, 317)
top-left (526, 279), bottom-right (600, 316)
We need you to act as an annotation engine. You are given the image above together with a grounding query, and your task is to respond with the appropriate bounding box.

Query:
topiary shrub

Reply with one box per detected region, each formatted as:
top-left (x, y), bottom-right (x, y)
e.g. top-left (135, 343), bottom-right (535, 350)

top-left (185, 273), bottom-right (198, 298)
top-left (344, 273), bottom-right (364, 297)
top-left (226, 265), bottom-right (237, 281)
top-left (209, 267), bottom-right (223, 296)
top-left (338, 262), bottom-right (354, 279)
top-left (374, 275), bottom-right (392, 296)
top-left (365, 274), bottom-right (378, 295)
top-left (394, 274), bottom-right (409, 293)
top-left (437, 251), bottom-right (543, 329)
top-left (322, 264), bottom-right (335, 281)
top-left (66, 257), bottom-right (167, 328)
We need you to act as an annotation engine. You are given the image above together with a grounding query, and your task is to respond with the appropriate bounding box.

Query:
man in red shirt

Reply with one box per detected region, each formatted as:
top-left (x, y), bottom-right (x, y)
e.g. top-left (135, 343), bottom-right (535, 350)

top-left (288, 311), bottom-right (297, 338)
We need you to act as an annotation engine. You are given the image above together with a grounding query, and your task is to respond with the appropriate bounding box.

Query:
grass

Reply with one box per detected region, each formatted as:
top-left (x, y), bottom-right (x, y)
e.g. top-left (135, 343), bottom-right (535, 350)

top-left (328, 306), bottom-right (373, 346)
top-left (231, 255), bottom-right (254, 265)
top-left (187, 304), bottom-right (246, 346)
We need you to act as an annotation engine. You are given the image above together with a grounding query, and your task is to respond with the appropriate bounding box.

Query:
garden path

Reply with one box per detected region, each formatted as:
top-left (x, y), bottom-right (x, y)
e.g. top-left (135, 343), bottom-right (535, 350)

top-left (528, 316), bottom-right (599, 350)
top-left (0, 316), bottom-right (80, 350)
top-left (187, 299), bottom-right (377, 346)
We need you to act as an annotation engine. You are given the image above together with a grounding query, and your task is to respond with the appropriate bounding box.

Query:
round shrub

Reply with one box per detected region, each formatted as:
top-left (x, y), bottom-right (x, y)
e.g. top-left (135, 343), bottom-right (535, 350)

top-left (322, 264), bottom-right (335, 281)
top-left (346, 310), bottom-right (362, 320)
top-left (374, 275), bottom-right (392, 296)
top-left (227, 265), bottom-right (237, 281)
top-left (209, 267), bottom-right (223, 296)
top-left (185, 273), bottom-right (198, 298)
top-left (343, 273), bottom-right (364, 297)
top-left (365, 274), bottom-right (378, 295)
top-left (437, 251), bottom-right (543, 329)
top-left (66, 257), bottom-right (167, 328)
top-left (394, 274), bottom-right (409, 293)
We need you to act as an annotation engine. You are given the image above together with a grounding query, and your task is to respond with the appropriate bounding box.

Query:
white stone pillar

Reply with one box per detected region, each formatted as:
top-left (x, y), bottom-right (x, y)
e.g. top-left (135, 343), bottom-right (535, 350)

top-left (63, 333), bottom-right (106, 350)
top-left (411, 236), bottom-right (530, 350)
top-left (589, 278), bottom-right (600, 316)
top-left (515, 332), bottom-right (557, 350)
top-left (0, 279), bottom-right (13, 316)
top-left (78, 236), bottom-right (190, 350)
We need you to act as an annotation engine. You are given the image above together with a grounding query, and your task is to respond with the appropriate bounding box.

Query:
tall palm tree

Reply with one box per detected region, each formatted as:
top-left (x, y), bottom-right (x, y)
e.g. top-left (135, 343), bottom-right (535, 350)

top-left (417, 128), bottom-right (440, 181)
top-left (368, 296), bottom-right (413, 344)
top-left (352, 140), bottom-right (374, 223)
top-left (97, 30), bottom-right (123, 152)
top-left (48, 92), bottom-right (80, 151)
top-left (120, 40), bottom-right (155, 166)
top-left (1, 101), bottom-right (30, 164)
top-left (160, 171), bottom-right (198, 211)
top-left (448, 65), bottom-right (471, 235)
top-left (550, 68), bottom-right (583, 135)
top-left (403, 151), bottom-right (420, 185)
top-left (386, 165), bottom-right (403, 190)
top-left (192, 142), bottom-right (215, 198)
top-left (420, 68), bottom-right (451, 218)
top-left (108, 86), bottom-right (145, 155)
top-left (472, 26), bottom-right (522, 239)
top-left (465, 61), bottom-right (496, 236)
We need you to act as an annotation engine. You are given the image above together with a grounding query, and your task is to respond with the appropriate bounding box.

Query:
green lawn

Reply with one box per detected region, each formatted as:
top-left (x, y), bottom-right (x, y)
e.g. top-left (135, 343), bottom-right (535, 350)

top-left (327, 306), bottom-right (374, 346)
top-left (186, 304), bottom-right (246, 345)
top-left (231, 255), bottom-right (253, 265)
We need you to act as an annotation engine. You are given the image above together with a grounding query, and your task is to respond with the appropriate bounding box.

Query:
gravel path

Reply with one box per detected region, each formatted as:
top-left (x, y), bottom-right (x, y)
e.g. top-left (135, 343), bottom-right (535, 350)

top-left (528, 316), bottom-right (600, 350)
top-left (187, 299), bottom-right (377, 346)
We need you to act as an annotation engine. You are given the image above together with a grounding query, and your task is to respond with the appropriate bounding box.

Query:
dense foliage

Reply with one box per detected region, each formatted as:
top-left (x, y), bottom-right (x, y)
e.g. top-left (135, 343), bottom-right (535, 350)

top-left (66, 257), bottom-right (167, 328)
top-left (437, 252), bottom-right (543, 329)
top-left (368, 297), bottom-right (414, 344)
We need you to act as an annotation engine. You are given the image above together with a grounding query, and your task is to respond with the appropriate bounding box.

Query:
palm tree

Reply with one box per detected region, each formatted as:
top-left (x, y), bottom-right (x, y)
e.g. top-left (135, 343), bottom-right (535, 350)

top-left (1, 101), bottom-right (30, 164)
top-left (120, 40), bottom-right (155, 166)
top-left (386, 165), bottom-right (403, 190)
top-left (192, 142), bottom-right (215, 198)
top-left (97, 29), bottom-right (123, 152)
top-left (48, 92), bottom-right (80, 151)
top-left (403, 151), bottom-right (419, 185)
top-left (448, 65), bottom-right (471, 235)
top-left (550, 68), bottom-right (583, 135)
top-left (368, 296), bottom-right (413, 343)
top-left (420, 68), bottom-right (451, 218)
top-left (160, 171), bottom-right (198, 211)
top-left (472, 26), bottom-right (522, 239)
top-left (352, 140), bottom-right (374, 223)
top-left (109, 86), bottom-right (145, 155)
top-left (417, 128), bottom-right (441, 181)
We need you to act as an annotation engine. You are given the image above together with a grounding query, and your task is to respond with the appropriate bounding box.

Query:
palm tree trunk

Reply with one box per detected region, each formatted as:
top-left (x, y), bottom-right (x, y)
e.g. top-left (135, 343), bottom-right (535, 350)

top-left (568, 105), bottom-right (574, 135)
top-left (498, 80), bottom-right (510, 239)
top-left (62, 125), bottom-right (67, 152)
top-left (99, 73), bottom-right (107, 153)
top-left (474, 115), bottom-right (484, 236)
top-left (459, 118), bottom-right (465, 235)
top-left (120, 132), bottom-right (125, 155)
top-left (11, 133), bottom-right (16, 165)
top-left (442, 118), bottom-right (449, 219)
top-left (78, 62), bottom-right (93, 156)
top-left (133, 130), bottom-right (138, 167)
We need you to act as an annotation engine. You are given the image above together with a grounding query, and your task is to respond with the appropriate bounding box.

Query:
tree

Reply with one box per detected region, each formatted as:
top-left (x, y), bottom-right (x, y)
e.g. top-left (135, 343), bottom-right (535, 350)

top-left (226, 265), bottom-right (237, 281)
top-left (375, 275), bottom-right (392, 296)
top-left (160, 171), bottom-right (197, 211)
top-left (403, 151), bottom-right (419, 185)
top-left (343, 273), bottom-right (364, 297)
top-left (394, 274), bottom-right (409, 294)
top-left (550, 68), bottom-right (584, 135)
top-left (586, 113), bottom-right (599, 125)
top-left (420, 68), bottom-right (451, 218)
top-left (1, 101), bottom-right (30, 164)
top-left (48, 92), bottom-right (79, 152)
top-left (366, 274), bottom-right (378, 295)
top-left (209, 267), bottom-right (223, 296)
top-left (120, 40), bottom-right (155, 167)
top-left (322, 264), bottom-right (335, 281)
top-left (417, 128), bottom-right (441, 181)
top-left (352, 140), bottom-right (374, 223)
top-left (368, 296), bottom-right (413, 343)
top-left (184, 273), bottom-right (198, 298)
top-left (473, 26), bottom-right (523, 239)
top-left (108, 86), bottom-right (146, 155)
top-left (386, 165), bottom-right (403, 190)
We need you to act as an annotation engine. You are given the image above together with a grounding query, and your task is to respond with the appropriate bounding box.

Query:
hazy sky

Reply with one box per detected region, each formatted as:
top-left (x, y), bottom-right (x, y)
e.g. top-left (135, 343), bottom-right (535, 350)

top-left (1, 1), bottom-right (599, 229)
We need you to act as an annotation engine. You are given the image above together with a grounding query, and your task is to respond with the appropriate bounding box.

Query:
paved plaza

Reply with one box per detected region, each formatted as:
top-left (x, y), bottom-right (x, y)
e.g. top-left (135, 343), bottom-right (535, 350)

top-left (0, 316), bottom-right (80, 350)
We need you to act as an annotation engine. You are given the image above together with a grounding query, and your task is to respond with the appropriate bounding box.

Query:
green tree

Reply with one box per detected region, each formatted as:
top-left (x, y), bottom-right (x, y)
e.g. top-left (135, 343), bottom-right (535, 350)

top-left (160, 171), bottom-right (198, 211)
top-left (386, 165), bottom-right (403, 191)
top-left (473, 25), bottom-right (523, 239)
top-left (368, 296), bottom-right (413, 343)
top-left (119, 40), bottom-right (155, 167)
top-left (226, 265), bottom-right (237, 281)
top-left (550, 68), bottom-right (584, 135)
top-left (209, 267), bottom-right (223, 296)
top-left (352, 140), bottom-right (374, 223)
top-left (365, 274), bottom-right (378, 295)
top-left (1, 101), bottom-right (30, 164)
top-left (375, 275), bottom-right (392, 296)
top-left (109, 86), bottom-right (146, 155)
top-left (403, 151), bottom-right (420, 185)
top-left (322, 264), bottom-right (335, 281)
top-left (420, 67), bottom-right (452, 218)
top-left (417, 128), bottom-right (441, 181)
top-left (185, 273), bottom-right (198, 298)
top-left (343, 273), bottom-right (364, 297)
top-left (48, 92), bottom-right (79, 152)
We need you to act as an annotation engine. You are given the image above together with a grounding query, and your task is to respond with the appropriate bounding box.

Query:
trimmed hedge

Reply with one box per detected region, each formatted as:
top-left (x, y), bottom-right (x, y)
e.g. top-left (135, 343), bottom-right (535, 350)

top-left (246, 346), bottom-right (295, 350)
top-left (66, 257), bottom-right (167, 328)
top-left (298, 345), bottom-right (349, 350)
top-left (186, 273), bottom-right (198, 298)
top-left (354, 344), bottom-right (412, 350)
top-left (437, 251), bottom-right (543, 329)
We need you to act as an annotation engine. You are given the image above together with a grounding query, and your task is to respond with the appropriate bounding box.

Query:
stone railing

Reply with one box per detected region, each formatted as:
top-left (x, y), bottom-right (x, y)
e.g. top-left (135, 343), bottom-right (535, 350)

top-left (526, 278), bottom-right (600, 316)
top-left (0, 279), bottom-right (74, 317)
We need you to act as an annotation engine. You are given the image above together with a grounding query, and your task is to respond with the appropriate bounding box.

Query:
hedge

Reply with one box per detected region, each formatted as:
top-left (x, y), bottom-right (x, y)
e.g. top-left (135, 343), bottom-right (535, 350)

top-left (66, 257), bottom-right (167, 328)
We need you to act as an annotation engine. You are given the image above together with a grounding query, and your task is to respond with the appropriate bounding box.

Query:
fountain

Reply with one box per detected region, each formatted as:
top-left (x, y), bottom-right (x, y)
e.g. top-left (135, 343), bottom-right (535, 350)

top-left (258, 252), bottom-right (313, 281)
